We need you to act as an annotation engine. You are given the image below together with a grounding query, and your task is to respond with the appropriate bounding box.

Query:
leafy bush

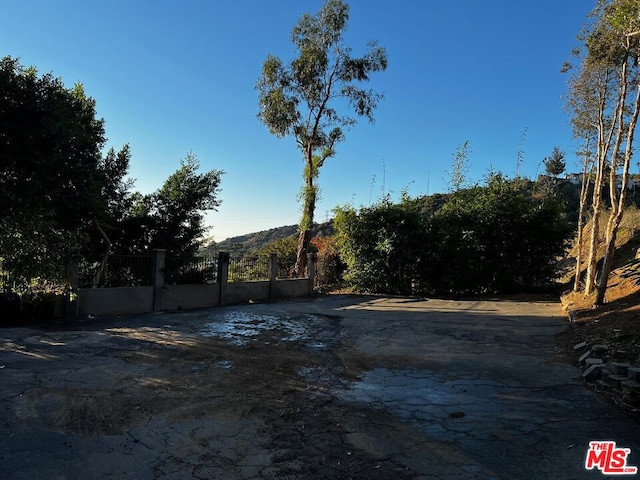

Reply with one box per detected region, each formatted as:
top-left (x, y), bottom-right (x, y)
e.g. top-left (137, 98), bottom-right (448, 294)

top-left (10, 279), bottom-right (68, 322)
top-left (334, 197), bottom-right (429, 294)
top-left (426, 175), bottom-right (572, 293)
top-left (311, 236), bottom-right (345, 286)
top-left (335, 176), bottom-right (573, 295)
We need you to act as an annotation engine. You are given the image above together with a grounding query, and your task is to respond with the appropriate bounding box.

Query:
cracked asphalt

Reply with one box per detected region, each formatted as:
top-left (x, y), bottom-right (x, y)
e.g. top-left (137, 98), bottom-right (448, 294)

top-left (1, 294), bottom-right (638, 479)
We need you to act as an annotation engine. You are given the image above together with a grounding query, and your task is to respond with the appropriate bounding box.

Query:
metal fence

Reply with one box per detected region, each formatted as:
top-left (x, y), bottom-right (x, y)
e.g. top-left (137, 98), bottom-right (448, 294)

top-left (275, 255), bottom-right (298, 279)
top-left (169, 256), bottom-right (218, 284)
top-left (228, 256), bottom-right (270, 282)
top-left (6, 251), bottom-right (335, 290)
top-left (80, 255), bottom-right (153, 288)
top-left (314, 254), bottom-right (344, 287)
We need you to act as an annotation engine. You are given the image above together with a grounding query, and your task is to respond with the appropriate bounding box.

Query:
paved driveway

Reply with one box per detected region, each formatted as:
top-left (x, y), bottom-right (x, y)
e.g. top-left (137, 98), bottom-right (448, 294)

top-left (1, 295), bottom-right (638, 479)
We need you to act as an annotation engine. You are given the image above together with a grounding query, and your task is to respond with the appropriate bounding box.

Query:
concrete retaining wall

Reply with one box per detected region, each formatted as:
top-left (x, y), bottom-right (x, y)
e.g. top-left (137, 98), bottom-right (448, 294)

top-left (77, 278), bottom-right (312, 317)
top-left (78, 286), bottom-right (154, 316)
top-left (73, 251), bottom-right (315, 318)
top-left (156, 283), bottom-right (220, 311)
top-left (225, 281), bottom-right (271, 305)
top-left (271, 278), bottom-right (312, 299)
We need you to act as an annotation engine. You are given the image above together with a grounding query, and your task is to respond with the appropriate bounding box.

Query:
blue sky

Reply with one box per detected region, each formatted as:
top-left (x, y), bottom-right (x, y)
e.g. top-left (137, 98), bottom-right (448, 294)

top-left (2, 0), bottom-right (594, 241)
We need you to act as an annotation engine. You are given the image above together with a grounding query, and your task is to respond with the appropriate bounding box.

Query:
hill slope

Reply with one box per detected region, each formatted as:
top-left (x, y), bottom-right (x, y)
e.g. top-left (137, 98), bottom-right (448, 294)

top-left (203, 222), bottom-right (334, 257)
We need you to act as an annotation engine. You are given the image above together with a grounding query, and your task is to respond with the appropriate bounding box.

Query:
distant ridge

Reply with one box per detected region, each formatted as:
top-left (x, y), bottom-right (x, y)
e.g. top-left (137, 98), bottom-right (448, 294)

top-left (203, 221), bottom-right (334, 257)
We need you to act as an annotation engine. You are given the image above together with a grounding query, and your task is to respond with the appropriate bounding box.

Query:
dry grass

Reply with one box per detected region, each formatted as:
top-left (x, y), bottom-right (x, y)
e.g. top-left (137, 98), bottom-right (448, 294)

top-left (561, 206), bottom-right (640, 284)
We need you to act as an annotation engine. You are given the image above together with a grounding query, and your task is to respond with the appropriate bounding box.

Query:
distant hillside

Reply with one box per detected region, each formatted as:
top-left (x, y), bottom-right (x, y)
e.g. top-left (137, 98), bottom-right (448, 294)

top-left (203, 222), bottom-right (334, 257)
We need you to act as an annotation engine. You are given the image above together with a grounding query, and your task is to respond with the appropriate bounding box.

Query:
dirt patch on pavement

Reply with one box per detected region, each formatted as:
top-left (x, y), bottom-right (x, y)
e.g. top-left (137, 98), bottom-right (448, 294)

top-left (12, 313), bottom-right (419, 479)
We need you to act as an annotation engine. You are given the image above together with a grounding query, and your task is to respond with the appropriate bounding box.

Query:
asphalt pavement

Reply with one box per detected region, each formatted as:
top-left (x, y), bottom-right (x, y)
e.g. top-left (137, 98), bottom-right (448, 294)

top-left (0, 294), bottom-right (638, 479)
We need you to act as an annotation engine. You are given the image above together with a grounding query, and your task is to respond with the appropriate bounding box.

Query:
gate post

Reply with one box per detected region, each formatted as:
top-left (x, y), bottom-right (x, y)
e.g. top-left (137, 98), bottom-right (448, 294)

top-left (307, 253), bottom-right (316, 296)
top-left (217, 252), bottom-right (230, 305)
top-left (152, 249), bottom-right (166, 311)
top-left (269, 254), bottom-right (277, 300)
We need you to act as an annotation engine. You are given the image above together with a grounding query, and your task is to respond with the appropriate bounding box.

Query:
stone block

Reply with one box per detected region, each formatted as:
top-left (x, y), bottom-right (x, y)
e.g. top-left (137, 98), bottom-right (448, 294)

top-left (578, 350), bottom-right (591, 363)
top-left (585, 358), bottom-right (604, 367)
top-left (628, 367), bottom-right (640, 382)
top-left (621, 380), bottom-right (640, 394)
top-left (591, 344), bottom-right (609, 358)
top-left (607, 375), bottom-right (629, 390)
top-left (607, 362), bottom-right (631, 376)
top-left (583, 364), bottom-right (604, 382)
top-left (573, 341), bottom-right (587, 351)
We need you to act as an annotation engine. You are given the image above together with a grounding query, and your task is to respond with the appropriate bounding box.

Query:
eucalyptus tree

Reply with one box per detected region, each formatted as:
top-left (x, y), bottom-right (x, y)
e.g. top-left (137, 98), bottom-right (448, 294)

top-left (257, 0), bottom-right (387, 276)
top-left (564, 48), bottom-right (598, 293)
top-left (566, 0), bottom-right (640, 304)
top-left (565, 52), bottom-right (612, 295)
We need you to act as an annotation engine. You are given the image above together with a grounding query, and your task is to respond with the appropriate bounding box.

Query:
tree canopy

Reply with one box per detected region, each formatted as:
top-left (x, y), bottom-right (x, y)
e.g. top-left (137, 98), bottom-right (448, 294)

top-left (0, 57), bottom-right (224, 287)
top-left (543, 146), bottom-right (566, 177)
top-left (0, 56), bottom-right (106, 281)
top-left (257, 0), bottom-right (387, 276)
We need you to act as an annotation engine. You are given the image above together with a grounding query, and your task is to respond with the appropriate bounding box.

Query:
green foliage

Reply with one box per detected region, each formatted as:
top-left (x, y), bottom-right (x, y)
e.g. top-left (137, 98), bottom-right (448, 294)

top-left (584, 0), bottom-right (640, 66)
top-left (0, 56), bottom-right (106, 282)
top-left (0, 57), bottom-right (224, 288)
top-left (76, 150), bottom-right (223, 286)
top-left (543, 146), bottom-right (567, 177)
top-left (447, 140), bottom-right (472, 192)
top-left (334, 198), bottom-right (428, 294)
top-left (115, 152), bottom-right (224, 283)
top-left (256, 235), bottom-right (299, 259)
top-left (335, 176), bottom-right (573, 295)
top-left (427, 175), bottom-right (572, 293)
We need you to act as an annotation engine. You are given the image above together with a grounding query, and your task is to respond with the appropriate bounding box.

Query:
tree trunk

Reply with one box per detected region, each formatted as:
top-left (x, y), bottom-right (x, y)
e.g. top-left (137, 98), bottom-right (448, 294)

top-left (295, 229), bottom-right (312, 277)
top-left (573, 215), bottom-right (586, 292)
top-left (595, 215), bottom-right (621, 306)
top-left (573, 146), bottom-right (592, 292)
top-left (93, 221), bottom-right (112, 288)
top-left (584, 167), bottom-right (605, 295)
top-left (594, 57), bottom-right (640, 306)
top-left (585, 70), bottom-right (617, 296)
top-left (295, 155), bottom-right (317, 277)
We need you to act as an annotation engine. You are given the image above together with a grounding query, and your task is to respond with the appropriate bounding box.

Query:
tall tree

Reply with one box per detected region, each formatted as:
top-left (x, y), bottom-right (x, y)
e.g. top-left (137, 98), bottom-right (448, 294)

top-left (573, 139), bottom-right (595, 292)
top-left (564, 52), bottom-right (599, 293)
top-left (566, 0), bottom-right (640, 305)
top-left (0, 56), bottom-right (106, 282)
top-left (594, 0), bottom-right (640, 306)
top-left (257, 0), bottom-right (387, 276)
top-left (569, 58), bottom-right (616, 295)
top-left (151, 152), bottom-right (223, 279)
top-left (543, 146), bottom-right (567, 177)
top-left (90, 144), bottom-right (135, 287)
